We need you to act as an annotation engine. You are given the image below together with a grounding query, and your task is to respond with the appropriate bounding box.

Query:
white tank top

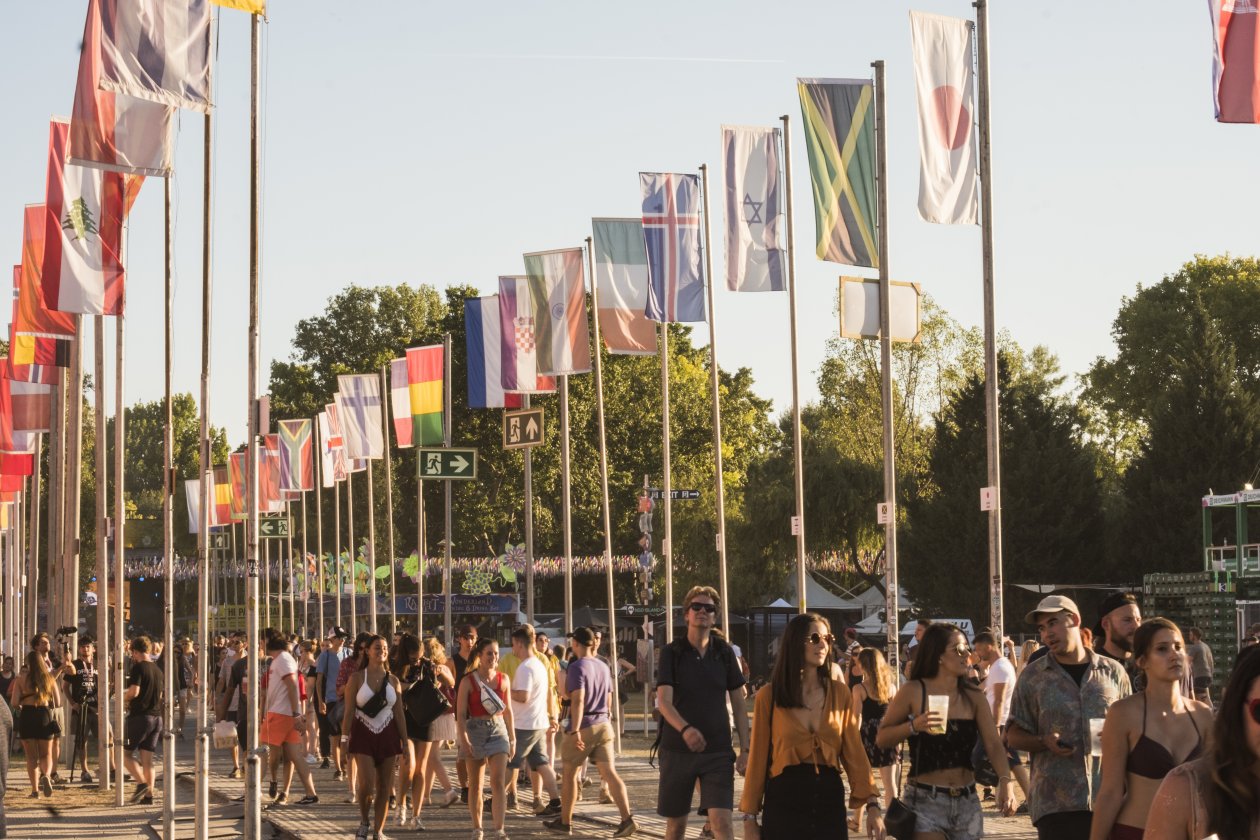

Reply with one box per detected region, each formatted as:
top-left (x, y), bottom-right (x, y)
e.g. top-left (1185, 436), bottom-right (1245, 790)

top-left (354, 675), bottom-right (396, 733)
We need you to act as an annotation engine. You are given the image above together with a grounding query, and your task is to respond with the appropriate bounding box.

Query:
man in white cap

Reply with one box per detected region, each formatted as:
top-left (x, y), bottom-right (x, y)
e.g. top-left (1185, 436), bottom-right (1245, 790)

top-left (1006, 595), bottom-right (1130, 840)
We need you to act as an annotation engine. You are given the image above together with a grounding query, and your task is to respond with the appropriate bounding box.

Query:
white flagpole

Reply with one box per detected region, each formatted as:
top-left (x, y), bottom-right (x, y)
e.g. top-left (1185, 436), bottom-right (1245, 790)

top-left (660, 320), bottom-right (673, 643)
top-left (25, 433), bottom-right (40, 655)
top-left (334, 478), bottom-right (341, 629)
top-left (586, 238), bottom-right (621, 755)
top-left (161, 173), bottom-right (177, 839)
top-left (561, 373), bottom-right (573, 636)
top-left (47, 374), bottom-right (63, 634)
top-left (93, 317), bottom-right (111, 792)
top-left (64, 318), bottom-right (84, 637)
top-left (872, 61), bottom-right (901, 670)
top-left (780, 114), bottom-right (808, 614)
top-left (366, 456), bottom-right (377, 635)
top-left (314, 422), bottom-right (324, 636)
top-left (113, 302), bottom-right (125, 808)
top-left (698, 164), bottom-right (731, 633)
top-left (442, 334), bottom-right (453, 648)
top-left (286, 499), bottom-right (295, 633)
top-left (523, 393), bottom-right (534, 625)
top-left (244, 11), bottom-right (263, 837)
top-left (416, 469), bottom-right (425, 634)
top-left (301, 492), bottom-right (309, 634)
top-left (975, 0), bottom-right (1004, 638)
top-left (348, 466), bottom-right (357, 633)
top-left (380, 364), bottom-right (397, 634)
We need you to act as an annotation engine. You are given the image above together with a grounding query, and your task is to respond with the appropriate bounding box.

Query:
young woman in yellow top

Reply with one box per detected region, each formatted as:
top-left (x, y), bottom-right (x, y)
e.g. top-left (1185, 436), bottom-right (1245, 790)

top-left (738, 613), bottom-right (886, 840)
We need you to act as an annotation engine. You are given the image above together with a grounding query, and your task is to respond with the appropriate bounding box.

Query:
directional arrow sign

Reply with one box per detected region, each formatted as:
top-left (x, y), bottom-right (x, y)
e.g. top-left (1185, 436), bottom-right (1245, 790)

top-left (259, 515), bottom-right (290, 539)
top-left (647, 488), bottom-right (700, 501)
top-left (208, 531), bottom-right (230, 551)
top-left (503, 407), bottom-right (545, 450)
top-left (418, 448), bottom-right (479, 480)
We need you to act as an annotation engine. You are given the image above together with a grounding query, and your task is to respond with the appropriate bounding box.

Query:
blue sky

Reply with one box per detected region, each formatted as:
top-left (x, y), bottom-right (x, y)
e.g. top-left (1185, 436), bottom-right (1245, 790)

top-left (0, 1), bottom-right (1250, 445)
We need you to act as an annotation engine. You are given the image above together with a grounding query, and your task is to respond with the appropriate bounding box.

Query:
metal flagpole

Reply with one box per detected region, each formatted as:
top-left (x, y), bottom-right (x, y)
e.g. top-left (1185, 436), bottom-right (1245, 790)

top-left (47, 375), bottom-right (63, 633)
top-left (195, 57), bottom-right (215, 833)
top-left (64, 318), bottom-right (84, 636)
top-left (366, 457), bottom-right (377, 635)
top-left (264, 530), bottom-right (271, 631)
top-left (285, 500), bottom-right (295, 633)
top-left (93, 317), bottom-right (110, 791)
top-left (698, 164), bottom-right (731, 633)
top-left (25, 433), bottom-right (39, 652)
top-left (561, 374), bottom-right (573, 635)
top-left (245, 11), bottom-right (263, 837)
top-left (161, 174), bottom-right (177, 839)
top-left (417, 469), bottom-right (425, 635)
top-left (348, 469), bottom-right (357, 633)
top-left (780, 114), bottom-right (808, 614)
top-left (314, 423), bottom-right (324, 636)
top-left (113, 302), bottom-right (125, 808)
top-left (442, 334), bottom-right (453, 649)
top-left (659, 322), bottom-right (673, 643)
top-left (522, 393), bottom-right (534, 625)
top-left (586, 238), bottom-right (621, 755)
top-left (975, 0), bottom-right (1004, 638)
top-left (872, 61), bottom-right (901, 670)
top-left (333, 479), bottom-right (341, 629)
top-left (380, 366), bottom-right (397, 635)
top-left (301, 492), bottom-right (309, 635)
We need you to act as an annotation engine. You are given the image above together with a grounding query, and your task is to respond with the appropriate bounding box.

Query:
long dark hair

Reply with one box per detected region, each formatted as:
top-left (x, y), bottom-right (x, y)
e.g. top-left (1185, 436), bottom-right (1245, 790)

top-left (362, 634), bottom-right (390, 673)
top-left (770, 613), bottom-right (831, 709)
top-left (908, 623), bottom-right (981, 702)
top-left (392, 633), bottom-right (422, 676)
top-left (1205, 645), bottom-right (1260, 838)
top-left (1132, 617), bottom-right (1180, 666)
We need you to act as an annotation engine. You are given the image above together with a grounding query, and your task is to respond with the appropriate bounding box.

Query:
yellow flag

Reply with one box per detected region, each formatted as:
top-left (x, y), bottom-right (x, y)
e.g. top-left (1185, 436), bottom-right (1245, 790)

top-left (211, 0), bottom-right (266, 13)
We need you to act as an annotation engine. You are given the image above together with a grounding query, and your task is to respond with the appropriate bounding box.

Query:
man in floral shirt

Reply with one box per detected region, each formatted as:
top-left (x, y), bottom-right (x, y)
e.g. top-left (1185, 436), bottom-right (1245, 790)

top-left (1007, 595), bottom-right (1130, 840)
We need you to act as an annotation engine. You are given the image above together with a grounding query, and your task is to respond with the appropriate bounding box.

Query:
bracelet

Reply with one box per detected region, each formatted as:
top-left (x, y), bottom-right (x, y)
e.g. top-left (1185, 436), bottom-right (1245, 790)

top-left (680, 724), bottom-right (694, 735)
top-left (907, 714), bottom-right (917, 735)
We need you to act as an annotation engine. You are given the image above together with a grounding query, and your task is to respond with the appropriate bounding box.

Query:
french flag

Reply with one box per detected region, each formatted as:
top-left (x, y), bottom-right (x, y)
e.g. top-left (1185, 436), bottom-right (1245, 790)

top-left (465, 296), bottom-right (522, 410)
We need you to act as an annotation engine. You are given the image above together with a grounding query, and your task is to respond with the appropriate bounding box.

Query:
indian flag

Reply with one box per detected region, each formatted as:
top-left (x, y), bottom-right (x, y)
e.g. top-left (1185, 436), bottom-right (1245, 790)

top-left (405, 345), bottom-right (443, 446)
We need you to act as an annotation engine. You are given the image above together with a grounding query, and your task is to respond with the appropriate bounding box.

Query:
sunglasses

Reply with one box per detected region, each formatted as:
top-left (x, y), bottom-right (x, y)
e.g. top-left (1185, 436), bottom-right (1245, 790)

top-left (806, 633), bottom-right (836, 646)
top-left (951, 644), bottom-right (972, 656)
top-left (688, 603), bottom-right (717, 614)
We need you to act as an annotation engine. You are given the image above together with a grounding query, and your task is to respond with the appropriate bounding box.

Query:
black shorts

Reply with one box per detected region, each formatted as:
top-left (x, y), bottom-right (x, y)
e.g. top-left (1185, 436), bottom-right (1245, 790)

top-left (17, 706), bottom-right (59, 740)
top-left (656, 749), bottom-right (735, 818)
top-left (124, 714), bottom-right (162, 753)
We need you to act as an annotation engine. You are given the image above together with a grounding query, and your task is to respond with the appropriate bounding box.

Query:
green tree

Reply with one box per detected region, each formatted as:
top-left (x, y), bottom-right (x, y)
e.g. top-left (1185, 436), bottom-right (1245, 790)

top-left (900, 350), bottom-right (1106, 626)
top-left (1114, 301), bottom-right (1260, 577)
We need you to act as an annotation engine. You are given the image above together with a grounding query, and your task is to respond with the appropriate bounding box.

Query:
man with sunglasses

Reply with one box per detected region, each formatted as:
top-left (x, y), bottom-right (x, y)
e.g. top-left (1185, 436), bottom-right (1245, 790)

top-left (655, 586), bottom-right (749, 840)
top-left (1007, 595), bottom-right (1130, 840)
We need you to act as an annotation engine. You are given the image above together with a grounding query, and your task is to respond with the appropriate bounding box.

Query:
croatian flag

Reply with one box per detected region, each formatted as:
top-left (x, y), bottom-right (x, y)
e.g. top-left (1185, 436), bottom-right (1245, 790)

top-left (498, 276), bottom-right (557, 394)
top-left (465, 296), bottom-right (522, 410)
top-left (640, 172), bottom-right (706, 323)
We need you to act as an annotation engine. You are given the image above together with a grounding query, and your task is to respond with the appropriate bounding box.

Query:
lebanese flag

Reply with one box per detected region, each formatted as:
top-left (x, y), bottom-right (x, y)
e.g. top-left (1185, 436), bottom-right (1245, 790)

top-left (71, 0), bottom-right (174, 176)
top-left (16, 206), bottom-right (76, 367)
top-left (42, 120), bottom-right (127, 315)
top-left (909, 11), bottom-right (979, 225)
top-left (1210, 0), bottom-right (1260, 122)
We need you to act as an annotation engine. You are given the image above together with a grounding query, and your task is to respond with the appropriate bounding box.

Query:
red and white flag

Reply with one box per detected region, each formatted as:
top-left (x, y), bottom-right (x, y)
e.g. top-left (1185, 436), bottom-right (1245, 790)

top-left (98, 0), bottom-right (212, 114)
top-left (321, 404), bottom-right (349, 485)
top-left (71, 0), bottom-right (173, 176)
top-left (42, 120), bottom-right (127, 315)
top-left (1210, 0), bottom-right (1260, 122)
top-left (909, 11), bottom-right (979, 225)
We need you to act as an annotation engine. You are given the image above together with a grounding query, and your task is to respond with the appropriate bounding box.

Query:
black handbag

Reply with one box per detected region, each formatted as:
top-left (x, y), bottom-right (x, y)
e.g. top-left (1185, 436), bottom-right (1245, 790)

top-left (404, 661), bottom-right (451, 731)
top-left (886, 681), bottom-right (924, 840)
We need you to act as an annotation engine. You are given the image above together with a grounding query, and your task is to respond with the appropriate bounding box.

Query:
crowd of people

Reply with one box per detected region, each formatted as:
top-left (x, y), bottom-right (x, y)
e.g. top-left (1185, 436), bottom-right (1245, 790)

top-left (13, 584), bottom-right (1260, 839)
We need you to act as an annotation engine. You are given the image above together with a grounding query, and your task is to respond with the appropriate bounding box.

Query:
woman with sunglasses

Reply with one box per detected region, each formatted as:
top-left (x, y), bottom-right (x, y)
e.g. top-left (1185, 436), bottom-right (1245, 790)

top-left (457, 637), bottom-right (515, 840)
top-left (1145, 644), bottom-right (1260, 840)
top-left (875, 623), bottom-right (1012, 839)
top-left (739, 613), bottom-right (885, 840)
top-left (1091, 618), bottom-right (1212, 840)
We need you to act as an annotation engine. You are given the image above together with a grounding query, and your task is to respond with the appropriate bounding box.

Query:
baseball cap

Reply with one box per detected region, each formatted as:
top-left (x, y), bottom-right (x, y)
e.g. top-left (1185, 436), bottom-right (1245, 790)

top-left (1096, 591), bottom-right (1138, 622)
top-left (570, 627), bottom-right (597, 647)
top-left (327, 625), bottom-right (349, 639)
top-left (1024, 595), bottom-right (1081, 626)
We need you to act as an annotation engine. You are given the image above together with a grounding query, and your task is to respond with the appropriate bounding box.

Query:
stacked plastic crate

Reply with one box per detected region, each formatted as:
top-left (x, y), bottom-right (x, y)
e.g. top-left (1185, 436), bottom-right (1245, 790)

top-left (1143, 571), bottom-right (1234, 693)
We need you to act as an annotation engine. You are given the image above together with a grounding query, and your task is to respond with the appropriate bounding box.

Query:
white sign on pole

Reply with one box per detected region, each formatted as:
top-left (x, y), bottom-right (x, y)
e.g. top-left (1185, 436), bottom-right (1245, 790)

top-left (877, 502), bottom-right (891, 524)
top-left (839, 277), bottom-right (923, 343)
top-left (980, 486), bottom-right (997, 511)
top-left (790, 515), bottom-right (801, 536)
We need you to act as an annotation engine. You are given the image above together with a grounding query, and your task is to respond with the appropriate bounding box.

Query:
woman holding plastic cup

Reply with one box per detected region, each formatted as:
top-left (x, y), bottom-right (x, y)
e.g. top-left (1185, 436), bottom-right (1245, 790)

top-left (876, 623), bottom-right (1013, 838)
top-left (1088, 618), bottom-right (1212, 840)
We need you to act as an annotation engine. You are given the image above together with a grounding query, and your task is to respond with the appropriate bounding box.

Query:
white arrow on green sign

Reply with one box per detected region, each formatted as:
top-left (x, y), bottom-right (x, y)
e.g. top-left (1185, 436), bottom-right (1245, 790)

top-left (418, 448), bottom-right (479, 480)
top-left (260, 516), bottom-right (290, 538)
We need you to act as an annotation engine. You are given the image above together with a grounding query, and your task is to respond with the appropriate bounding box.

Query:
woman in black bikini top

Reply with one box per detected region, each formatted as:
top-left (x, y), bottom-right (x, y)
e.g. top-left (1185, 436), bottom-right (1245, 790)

top-left (1089, 618), bottom-right (1214, 840)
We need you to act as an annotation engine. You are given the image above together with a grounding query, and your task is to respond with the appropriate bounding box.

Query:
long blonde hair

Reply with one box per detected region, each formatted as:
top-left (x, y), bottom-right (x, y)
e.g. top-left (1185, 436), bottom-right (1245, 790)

top-left (24, 651), bottom-right (54, 705)
top-left (425, 637), bottom-right (447, 666)
top-left (858, 648), bottom-right (894, 704)
top-left (1018, 640), bottom-right (1039, 674)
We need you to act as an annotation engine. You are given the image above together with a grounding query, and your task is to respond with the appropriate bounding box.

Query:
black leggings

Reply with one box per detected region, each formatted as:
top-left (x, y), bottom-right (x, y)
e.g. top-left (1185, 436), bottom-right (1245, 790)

top-left (762, 763), bottom-right (848, 840)
top-left (316, 708), bottom-right (333, 758)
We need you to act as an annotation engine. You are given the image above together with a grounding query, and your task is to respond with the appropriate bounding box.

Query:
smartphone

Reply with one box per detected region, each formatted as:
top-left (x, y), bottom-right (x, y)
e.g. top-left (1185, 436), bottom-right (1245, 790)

top-left (1056, 739), bottom-right (1073, 749)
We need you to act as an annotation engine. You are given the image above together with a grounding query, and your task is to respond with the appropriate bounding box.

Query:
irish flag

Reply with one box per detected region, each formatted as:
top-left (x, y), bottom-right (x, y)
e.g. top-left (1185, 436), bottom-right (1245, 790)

top-left (392, 345), bottom-right (443, 447)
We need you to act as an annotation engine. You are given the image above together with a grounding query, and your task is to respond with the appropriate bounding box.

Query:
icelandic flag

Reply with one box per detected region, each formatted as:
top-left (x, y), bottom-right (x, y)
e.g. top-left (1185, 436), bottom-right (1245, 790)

top-left (498, 276), bottom-right (557, 393)
top-left (640, 173), bottom-right (706, 323)
top-left (465, 296), bottom-right (523, 410)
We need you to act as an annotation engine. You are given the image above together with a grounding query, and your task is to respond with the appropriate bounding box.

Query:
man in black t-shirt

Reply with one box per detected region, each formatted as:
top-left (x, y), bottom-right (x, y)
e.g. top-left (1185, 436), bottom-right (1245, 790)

top-left (123, 636), bottom-right (162, 804)
top-left (65, 637), bottom-right (102, 783)
top-left (655, 586), bottom-right (748, 840)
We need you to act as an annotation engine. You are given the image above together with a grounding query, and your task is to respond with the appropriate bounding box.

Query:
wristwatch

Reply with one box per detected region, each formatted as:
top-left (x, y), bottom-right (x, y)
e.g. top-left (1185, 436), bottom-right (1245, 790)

top-left (736, 813), bottom-right (757, 823)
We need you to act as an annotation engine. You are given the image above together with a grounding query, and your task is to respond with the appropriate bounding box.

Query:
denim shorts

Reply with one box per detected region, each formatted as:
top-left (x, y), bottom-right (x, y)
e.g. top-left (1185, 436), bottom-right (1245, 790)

top-left (465, 716), bottom-right (510, 760)
top-left (906, 783), bottom-right (983, 840)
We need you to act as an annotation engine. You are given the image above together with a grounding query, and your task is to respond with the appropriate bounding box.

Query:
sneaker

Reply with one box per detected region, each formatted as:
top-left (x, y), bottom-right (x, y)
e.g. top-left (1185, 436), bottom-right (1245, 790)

top-left (372, 833), bottom-right (393, 840)
top-left (346, 794), bottom-right (358, 804)
top-left (1015, 803), bottom-right (1029, 815)
top-left (469, 831), bottom-right (484, 840)
top-left (389, 794), bottom-right (397, 810)
top-left (140, 794), bottom-right (154, 805)
top-left (333, 769), bottom-right (344, 782)
top-left (228, 767), bottom-right (242, 780)
top-left (128, 782), bottom-right (148, 803)
top-left (532, 800), bottom-right (547, 816)
top-left (982, 788), bottom-right (994, 802)
top-left (612, 816), bottom-right (638, 838)
top-left (295, 795), bottom-right (318, 805)
top-left (506, 793), bottom-right (517, 811)
top-left (460, 786), bottom-right (469, 804)
top-left (440, 789), bottom-right (460, 808)
top-left (321, 757), bottom-right (330, 769)
top-left (274, 793), bottom-right (288, 805)
top-left (305, 754), bottom-right (319, 765)
top-left (355, 823), bottom-right (371, 840)
top-left (491, 831), bottom-right (509, 840)
top-left (39, 774), bottom-right (53, 797)
top-left (49, 773), bottom-right (66, 785)
top-left (80, 770), bottom-right (94, 785)
top-left (538, 800), bottom-right (561, 818)
top-left (27, 791), bottom-right (38, 799)
top-left (543, 819), bottom-right (571, 834)
top-left (599, 789), bottom-right (613, 805)
top-left (269, 780), bottom-right (278, 799)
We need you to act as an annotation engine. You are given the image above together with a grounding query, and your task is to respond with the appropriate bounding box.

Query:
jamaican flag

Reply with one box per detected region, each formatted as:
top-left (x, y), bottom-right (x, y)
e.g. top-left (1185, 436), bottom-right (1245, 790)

top-left (797, 78), bottom-right (878, 268)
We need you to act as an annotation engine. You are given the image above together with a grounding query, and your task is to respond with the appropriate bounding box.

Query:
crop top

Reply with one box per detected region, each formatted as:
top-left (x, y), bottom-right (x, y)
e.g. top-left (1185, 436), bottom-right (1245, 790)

top-left (1128, 693), bottom-right (1202, 780)
top-left (464, 671), bottom-right (509, 718)
top-left (907, 681), bottom-right (979, 776)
